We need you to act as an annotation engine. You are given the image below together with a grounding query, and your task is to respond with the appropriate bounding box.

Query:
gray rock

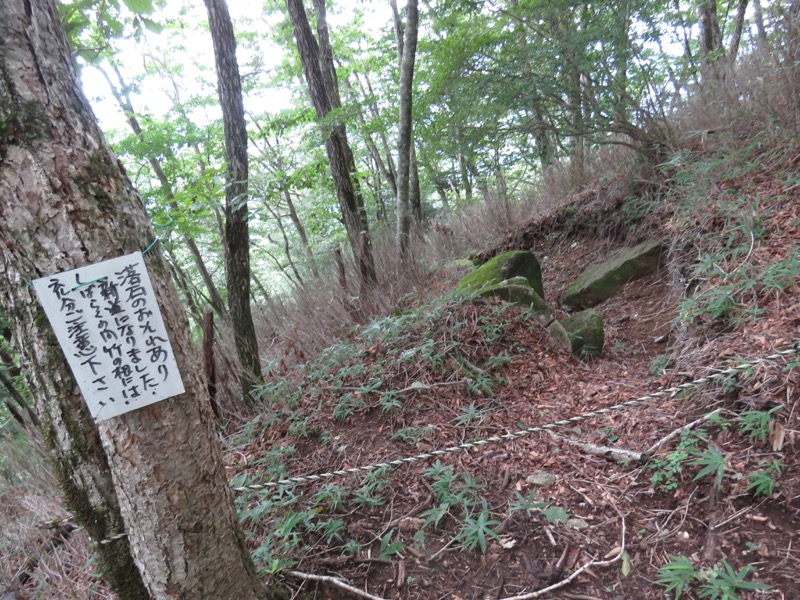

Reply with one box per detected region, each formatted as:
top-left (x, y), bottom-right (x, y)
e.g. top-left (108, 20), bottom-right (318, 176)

top-left (525, 470), bottom-right (557, 488)
top-left (565, 517), bottom-right (589, 530)
top-left (560, 309), bottom-right (605, 358)
top-left (562, 240), bottom-right (664, 310)
top-left (547, 320), bottom-right (573, 351)
top-left (459, 250), bottom-right (544, 299)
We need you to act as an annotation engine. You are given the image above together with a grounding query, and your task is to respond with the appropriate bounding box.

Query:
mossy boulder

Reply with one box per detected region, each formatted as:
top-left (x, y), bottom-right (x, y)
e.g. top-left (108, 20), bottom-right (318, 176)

top-left (458, 251), bottom-right (544, 299)
top-left (562, 240), bottom-right (664, 310)
top-left (478, 281), bottom-right (554, 327)
top-left (560, 309), bottom-right (604, 358)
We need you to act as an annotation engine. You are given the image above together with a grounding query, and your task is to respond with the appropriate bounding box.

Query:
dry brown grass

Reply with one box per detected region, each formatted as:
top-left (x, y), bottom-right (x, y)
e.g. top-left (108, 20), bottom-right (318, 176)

top-left (0, 429), bottom-right (112, 599)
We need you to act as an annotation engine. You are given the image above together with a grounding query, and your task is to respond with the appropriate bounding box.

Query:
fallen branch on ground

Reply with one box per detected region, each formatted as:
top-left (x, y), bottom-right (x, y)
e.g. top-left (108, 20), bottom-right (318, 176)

top-left (644, 409), bottom-right (721, 457)
top-left (285, 570), bottom-right (389, 600)
top-left (498, 514), bottom-right (627, 600)
top-left (546, 431), bottom-right (643, 464)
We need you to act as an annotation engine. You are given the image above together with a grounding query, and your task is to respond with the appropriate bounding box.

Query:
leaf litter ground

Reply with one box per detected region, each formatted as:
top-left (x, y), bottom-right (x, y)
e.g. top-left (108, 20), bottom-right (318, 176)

top-left (230, 218), bottom-right (799, 599)
top-left (9, 135), bottom-right (798, 599)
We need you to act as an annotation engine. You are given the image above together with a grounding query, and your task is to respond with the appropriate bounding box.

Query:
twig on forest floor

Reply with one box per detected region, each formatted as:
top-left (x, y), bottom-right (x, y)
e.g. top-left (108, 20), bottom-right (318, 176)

top-left (498, 514), bottom-right (627, 600)
top-left (428, 535), bottom-right (459, 562)
top-left (645, 409), bottom-right (721, 457)
top-left (641, 487), bottom-right (696, 546)
top-left (322, 379), bottom-right (466, 394)
top-left (285, 570), bottom-right (388, 600)
top-left (546, 431), bottom-right (643, 464)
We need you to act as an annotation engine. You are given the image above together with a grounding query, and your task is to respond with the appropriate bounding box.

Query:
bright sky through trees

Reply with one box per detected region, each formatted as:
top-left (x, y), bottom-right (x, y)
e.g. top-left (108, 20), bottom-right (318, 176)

top-left (78, 0), bottom-right (393, 132)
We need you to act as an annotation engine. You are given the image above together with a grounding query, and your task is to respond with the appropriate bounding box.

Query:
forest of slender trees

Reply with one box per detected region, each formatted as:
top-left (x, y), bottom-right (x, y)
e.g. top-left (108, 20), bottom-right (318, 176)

top-left (1, 0), bottom-right (798, 594)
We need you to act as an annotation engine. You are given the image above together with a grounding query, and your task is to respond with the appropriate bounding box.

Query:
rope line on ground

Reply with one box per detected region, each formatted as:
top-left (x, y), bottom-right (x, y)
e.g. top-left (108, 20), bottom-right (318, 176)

top-left (89, 340), bottom-right (799, 544)
top-left (231, 340), bottom-right (800, 493)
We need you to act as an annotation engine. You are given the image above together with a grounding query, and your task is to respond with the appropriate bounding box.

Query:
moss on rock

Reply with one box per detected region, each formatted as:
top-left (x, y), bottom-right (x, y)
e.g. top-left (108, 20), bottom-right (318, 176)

top-left (458, 251), bottom-right (544, 299)
top-left (562, 240), bottom-right (664, 310)
top-left (478, 283), bottom-right (554, 327)
top-left (560, 309), bottom-right (604, 358)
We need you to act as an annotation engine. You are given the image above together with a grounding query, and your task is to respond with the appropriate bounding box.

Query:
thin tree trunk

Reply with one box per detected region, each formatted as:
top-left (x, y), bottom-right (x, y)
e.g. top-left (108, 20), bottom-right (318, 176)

top-left (345, 73), bottom-right (397, 195)
top-left (360, 72), bottom-right (399, 186)
top-left (0, 1), bottom-right (279, 597)
top-left (392, 0), bottom-right (423, 229)
top-left (0, 369), bottom-right (31, 429)
top-left (395, 0), bottom-right (419, 262)
top-left (249, 274), bottom-right (269, 307)
top-left (672, 0), bottom-right (700, 84)
top-left (248, 118), bottom-right (319, 276)
top-left (752, 0), bottom-right (770, 49)
top-left (698, 0), bottom-right (726, 82)
top-left (261, 200), bottom-right (305, 287)
top-left (0, 339), bottom-right (40, 428)
top-left (341, 74), bottom-right (397, 198)
top-left (456, 129), bottom-right (473, 201)
top-left (410, 144), bottom-right (422, 226)
top-left (286, 0), bottom-right (377, 289)
top-left (728, 0), bottom-right (750, 63)
top-left (98, 65), bottom-right (229, 321)
top-left (167, 255), bottom-right (204, 328)
top-left (281, 187), bottom-right (318, 275)
top-left (204, 0), bottom-right (263, 404)
top-left (203, 310), bottom-right (220, 419)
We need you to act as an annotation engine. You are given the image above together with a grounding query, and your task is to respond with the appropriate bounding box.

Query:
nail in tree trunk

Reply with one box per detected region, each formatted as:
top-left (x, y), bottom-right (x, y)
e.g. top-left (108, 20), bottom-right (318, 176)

top-left (203, 0), bottom-right (263, 405)
top-left (0, 1), bottom-right (282, 597)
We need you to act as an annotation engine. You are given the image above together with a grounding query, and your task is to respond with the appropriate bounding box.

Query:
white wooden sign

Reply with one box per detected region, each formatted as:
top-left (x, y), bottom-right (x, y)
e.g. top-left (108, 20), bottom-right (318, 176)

top-left (33, 252), bottom-right (185, 420)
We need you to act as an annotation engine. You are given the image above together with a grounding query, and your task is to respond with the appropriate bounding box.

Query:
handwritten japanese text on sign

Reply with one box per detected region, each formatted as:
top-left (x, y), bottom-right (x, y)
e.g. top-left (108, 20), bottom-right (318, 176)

top-left (33, 252), bottom-right (185, 420)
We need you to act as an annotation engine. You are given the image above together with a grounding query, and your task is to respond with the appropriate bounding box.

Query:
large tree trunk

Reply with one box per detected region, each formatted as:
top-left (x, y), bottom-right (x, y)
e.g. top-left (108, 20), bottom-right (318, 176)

top-left (0, 1), bottom-right (281, 597)
top-left (204, 0), bottom-right (263, 405)
top-left (395, 0), bottom-right (419, 261)
top-left (285, 0), bottom-right (377, 289)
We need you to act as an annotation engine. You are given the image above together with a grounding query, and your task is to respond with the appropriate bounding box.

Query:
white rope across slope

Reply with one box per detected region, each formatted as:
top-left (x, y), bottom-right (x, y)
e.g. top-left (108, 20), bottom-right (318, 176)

top-left (232, 341), bottom-right (800, 492)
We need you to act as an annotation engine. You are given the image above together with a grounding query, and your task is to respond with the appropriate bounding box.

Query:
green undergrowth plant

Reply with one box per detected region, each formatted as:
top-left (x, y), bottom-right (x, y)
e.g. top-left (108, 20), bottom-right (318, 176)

top-left (251, 289), bottom-right (527, 442)
top-left (746, 459), bottom-right (783, 498)
top-left (453, 401), bottom-right (493, 429)
top-left (656, 555), bottom-right (771, 599)
top-left (647, 429), bottom-right (705, 492)
top-left (508, 488), bottom-right (568, 524)
top-left (457, 500), bottom-right (501, 553)
top-left (688, 445), bottom-right (728, 490)
top-left (646, 400), bottom-right (788, 497)
top-left (231, 290), bottom-right (546, 568)
top-left (660, 135), bottom-right (800, 333)
top-left (234, 468), bottom-right (396, 575)
top-left (738, 405), bottom-right (782, 443)
top-left (391, 425), bottom-right (433, 446)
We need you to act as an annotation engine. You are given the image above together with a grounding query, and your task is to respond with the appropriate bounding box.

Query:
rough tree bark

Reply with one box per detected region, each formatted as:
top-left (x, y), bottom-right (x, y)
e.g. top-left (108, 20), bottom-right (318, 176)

top-left (0, 1), bottom-right (282, 597)
top-left (390, 0), bottom-right (422, 226)
top-left (203, 0), bottom-right (263, 404)
top-left (285, 0), bottom-right (377, 288)
top-left (395, 0), bottom-right (420, 261)
top-left (698, 0), bottom-right (726, 81)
